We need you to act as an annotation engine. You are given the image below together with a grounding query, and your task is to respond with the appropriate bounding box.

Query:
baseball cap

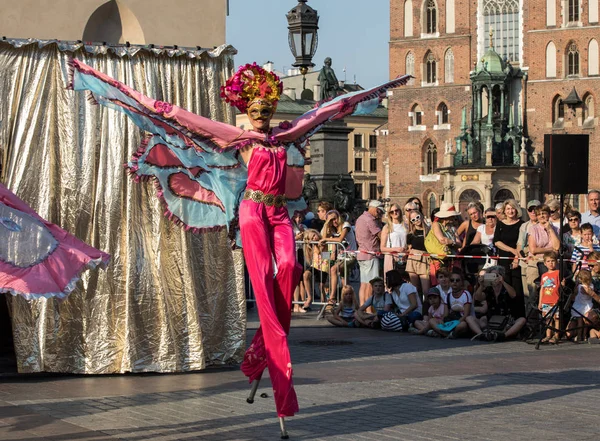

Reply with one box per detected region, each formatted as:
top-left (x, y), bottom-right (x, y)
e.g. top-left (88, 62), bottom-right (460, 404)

top-left (527, 200), bottom-right (541, 209)
top-left (426, 287), bottom-right (441, 297)
top-left (369, 200), bottom-right (385, 213)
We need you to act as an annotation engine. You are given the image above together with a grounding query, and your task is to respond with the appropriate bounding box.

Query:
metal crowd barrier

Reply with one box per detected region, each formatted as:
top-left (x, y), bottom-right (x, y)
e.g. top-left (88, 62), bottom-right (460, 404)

top-left (244, 241), bottom-right (356, 319)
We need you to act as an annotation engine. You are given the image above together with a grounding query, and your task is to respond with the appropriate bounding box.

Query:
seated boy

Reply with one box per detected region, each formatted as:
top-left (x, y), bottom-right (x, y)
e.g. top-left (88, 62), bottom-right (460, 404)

top-left (356, 277), bottom-right (392, 329)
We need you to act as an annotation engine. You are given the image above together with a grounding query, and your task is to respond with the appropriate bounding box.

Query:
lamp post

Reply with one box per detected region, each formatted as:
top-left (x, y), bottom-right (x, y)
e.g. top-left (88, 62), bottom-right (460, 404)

top-left (377, 181), bottom-right (390, 206)
top-left (286, 0), bottom-right (319, 91)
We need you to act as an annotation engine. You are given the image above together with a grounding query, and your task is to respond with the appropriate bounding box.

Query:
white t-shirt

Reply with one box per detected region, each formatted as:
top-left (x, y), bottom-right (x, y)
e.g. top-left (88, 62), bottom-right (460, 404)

top-left (443, 290), bottom-right (474, 317)
top-left (476, 224), bottom-right (495, 246)
top-left (343, 222), bottom-right (358, 251)
top-left (572, 284), bottom-right (593, 317)
top-left (390, 282), bottom-right (422, 313)
top-left (388, 222), bottom-right (407, 248)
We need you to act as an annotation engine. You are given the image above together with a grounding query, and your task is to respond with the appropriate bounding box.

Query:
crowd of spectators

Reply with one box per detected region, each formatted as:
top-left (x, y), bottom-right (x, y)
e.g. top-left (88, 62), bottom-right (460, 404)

top-left (290, 190), bottom-right (600, 343)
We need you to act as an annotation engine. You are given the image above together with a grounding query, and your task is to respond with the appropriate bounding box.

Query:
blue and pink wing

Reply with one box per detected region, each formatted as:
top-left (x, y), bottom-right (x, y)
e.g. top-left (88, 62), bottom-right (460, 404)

top-left (69, 60), bottom-right (248, 241)
top-left (273, 75), bottom-right (412, 143)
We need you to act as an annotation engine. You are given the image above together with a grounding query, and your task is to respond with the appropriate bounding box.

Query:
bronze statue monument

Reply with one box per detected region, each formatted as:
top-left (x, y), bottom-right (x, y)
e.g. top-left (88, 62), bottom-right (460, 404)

top-left (318, 57), bottom-right (343, 101)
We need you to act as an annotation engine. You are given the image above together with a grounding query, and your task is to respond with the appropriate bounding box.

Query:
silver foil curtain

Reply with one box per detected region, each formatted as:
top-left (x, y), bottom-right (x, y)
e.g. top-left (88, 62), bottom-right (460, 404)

top-left (0, 40), bottom-right (246, 374)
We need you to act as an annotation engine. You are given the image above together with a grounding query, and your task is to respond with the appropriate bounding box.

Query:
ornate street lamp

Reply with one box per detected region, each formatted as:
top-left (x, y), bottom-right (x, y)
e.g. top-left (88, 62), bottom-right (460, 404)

top-left (377, 181), bottom-right (390, 206)
top-left (286, 0), bottom-right (319, 91)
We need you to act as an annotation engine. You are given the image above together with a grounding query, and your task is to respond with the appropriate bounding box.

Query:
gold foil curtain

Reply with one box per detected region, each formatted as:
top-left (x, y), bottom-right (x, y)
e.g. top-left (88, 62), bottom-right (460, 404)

top-left (0, 41), bottom-right (246, 373)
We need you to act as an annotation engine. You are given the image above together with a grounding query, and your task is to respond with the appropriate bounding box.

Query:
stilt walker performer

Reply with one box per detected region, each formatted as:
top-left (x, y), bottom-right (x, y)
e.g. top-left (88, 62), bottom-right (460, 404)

top-left (70, 58), bottom-right (410, 435)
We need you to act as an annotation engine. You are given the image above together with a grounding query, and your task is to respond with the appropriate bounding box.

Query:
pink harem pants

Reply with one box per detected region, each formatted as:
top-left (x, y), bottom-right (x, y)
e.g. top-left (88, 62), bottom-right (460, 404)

top-left (239, 199), bottom-right (302, 417)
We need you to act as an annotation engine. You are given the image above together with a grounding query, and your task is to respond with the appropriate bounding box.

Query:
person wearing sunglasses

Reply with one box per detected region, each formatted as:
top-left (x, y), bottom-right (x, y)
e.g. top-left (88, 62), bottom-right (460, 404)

top-left (471, 208), bottom-right (497, 247)
top-left (526, 205), bottom-right (560, 312)
top-left (381, 203), bottom-right (408, 281)
top-left (518, 199), bottom-right (540, 308)
top-left (563, 210), bottom-right (582, 259)
top-left (403, 201), bottom-right (419, 230)
top-left (546, 199), bottom-right (562, 235)
top-left (406, 210), bottom-right (431, 297)
top-left (428, 202), bottom-right (462, 281)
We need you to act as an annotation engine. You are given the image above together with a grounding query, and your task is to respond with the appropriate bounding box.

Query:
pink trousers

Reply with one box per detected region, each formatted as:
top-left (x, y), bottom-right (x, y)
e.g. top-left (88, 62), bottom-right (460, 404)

top-left (239, 200), bottom-right (302, 417)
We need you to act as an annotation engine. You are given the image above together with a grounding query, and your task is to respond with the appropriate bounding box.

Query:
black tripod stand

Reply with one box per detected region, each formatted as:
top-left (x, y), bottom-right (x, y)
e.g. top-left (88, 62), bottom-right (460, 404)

top-left (535, 193), bottom-right (595, 349)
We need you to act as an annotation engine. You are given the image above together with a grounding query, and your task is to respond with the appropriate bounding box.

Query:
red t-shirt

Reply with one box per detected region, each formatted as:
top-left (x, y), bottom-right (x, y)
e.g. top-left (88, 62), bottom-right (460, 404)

top-left (540, 270), bottom-right (559, 306)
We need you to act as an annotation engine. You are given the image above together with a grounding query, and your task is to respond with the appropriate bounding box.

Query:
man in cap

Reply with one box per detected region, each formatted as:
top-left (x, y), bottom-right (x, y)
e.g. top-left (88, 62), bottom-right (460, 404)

top-left (355, 200), bottom-right (385, 305)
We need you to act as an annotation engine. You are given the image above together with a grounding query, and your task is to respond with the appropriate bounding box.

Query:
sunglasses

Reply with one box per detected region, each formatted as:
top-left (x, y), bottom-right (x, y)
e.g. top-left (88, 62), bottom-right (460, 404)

top-left (405, 208), bottom-right (415, 212)
top-left (450, 278), bottom-right (462, 282)
top-left (389, 209), bottom-right (400, 214)
top-left (410, 215), bottom-right (422, 223)
top-left (568, 218), bottom-right (580, 222)
top-left (550, 210), bottom-right (558, 214)
top-left (486, 215), bottom-right (496, 219)
top-left (527, 207), bottom-right (538, 212)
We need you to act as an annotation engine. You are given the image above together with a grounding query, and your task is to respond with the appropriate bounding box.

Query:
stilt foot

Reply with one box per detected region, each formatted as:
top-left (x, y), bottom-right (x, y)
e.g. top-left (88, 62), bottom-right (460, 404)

top-left (279, 417), bottom-right (289, 439)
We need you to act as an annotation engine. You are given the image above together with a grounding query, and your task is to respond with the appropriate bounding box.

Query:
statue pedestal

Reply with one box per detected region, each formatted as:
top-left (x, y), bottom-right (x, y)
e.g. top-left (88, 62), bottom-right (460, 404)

top-left (308, 121), bottom-right (353, 202)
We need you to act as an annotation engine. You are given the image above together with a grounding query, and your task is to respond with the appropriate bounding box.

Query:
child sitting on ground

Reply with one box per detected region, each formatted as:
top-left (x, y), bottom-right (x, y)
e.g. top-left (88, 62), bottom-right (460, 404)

top-left (569, 265), bottom-right (600, 341)
top-left (356, 277), bottom-right (392, 329)
top-left (538, 251), bottom-right (560, 344)
top-left (412, 287), bottom-right (446, 335)
top-left (327, 285), bottom-right (360, 328)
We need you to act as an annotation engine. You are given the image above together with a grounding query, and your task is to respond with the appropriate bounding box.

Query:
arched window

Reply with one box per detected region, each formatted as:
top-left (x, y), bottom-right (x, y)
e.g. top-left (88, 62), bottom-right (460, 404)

top-left (483, 0), bottom-right (520, 62)
top-left (445, 48), bottom-right (454, 83)
top-left (552, 95), bottom-right (564, 126)
top-left (438, 102), bottom-right (449, 125)
top-left (446, 0), bottom-right (455, 33)
top-left (427, 192), bottom-right (438, 216)
top-left (546, 41), bottom-right (557, 77)
top-left (494, 189), bottom-right (515, 205)
top-left (411, 103), bottom-right (423, 126)
top-left (589, 39), bottom-right (599, 76)
top-left (591, 0), bottom-right (599, 23)
top-left (425, 0), bottom-right (437, 34)
top-left (567, 42), bottom-right (580, 76)
top-left (425, 142), bottom-right (438, 174)
top-left (425, 51), bottom-right (437, 84)
top-left (406, 52), bottom-right (415, 85)
top-left (547, 0), bottom-right (556, 26)
top-left (404, 0), bottom-right (413, 37)
top-left (458, 189), bottom-right (481, 214)
top-left (583, 93), bottom-right (595, 126)
top-left (568, 0), bottom-right (580, 23)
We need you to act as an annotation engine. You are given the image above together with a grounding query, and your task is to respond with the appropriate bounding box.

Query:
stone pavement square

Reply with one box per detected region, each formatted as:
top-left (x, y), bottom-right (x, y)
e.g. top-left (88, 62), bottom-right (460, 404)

top-left (1, 309), bottom-right (599, 440)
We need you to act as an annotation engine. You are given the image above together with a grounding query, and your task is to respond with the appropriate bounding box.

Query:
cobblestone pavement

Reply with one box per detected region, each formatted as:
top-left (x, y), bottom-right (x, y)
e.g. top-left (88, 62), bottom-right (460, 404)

top-left (1, 309), bottom-right (599, 441)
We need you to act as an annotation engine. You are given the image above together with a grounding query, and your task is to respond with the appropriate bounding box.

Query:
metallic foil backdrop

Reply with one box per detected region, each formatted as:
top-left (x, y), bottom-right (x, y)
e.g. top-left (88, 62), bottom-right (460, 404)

top-left (0, 40), bottom-right (246, 373)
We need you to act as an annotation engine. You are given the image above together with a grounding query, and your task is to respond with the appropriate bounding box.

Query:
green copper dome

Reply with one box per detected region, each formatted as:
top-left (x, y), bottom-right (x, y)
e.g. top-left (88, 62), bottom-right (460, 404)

top-left (476, 47), bottom-right (505, 74)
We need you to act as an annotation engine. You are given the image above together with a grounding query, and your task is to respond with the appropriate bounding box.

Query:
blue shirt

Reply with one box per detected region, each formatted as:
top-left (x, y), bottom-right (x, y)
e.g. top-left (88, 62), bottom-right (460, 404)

top-left (581, 211), bottom-right (600, 238)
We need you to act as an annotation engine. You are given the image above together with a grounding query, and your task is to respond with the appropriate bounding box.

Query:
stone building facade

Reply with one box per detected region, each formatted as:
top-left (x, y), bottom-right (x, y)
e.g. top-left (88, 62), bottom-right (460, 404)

top-left (0, 0), bottom-right (227, 48)
top-left (386, 0), bottom-right (600, 216)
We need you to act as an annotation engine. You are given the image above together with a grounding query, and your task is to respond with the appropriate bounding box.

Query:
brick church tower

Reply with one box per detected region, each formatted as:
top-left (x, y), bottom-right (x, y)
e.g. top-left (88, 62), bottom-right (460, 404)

top-left (385, 0), bottom-right (600, 215)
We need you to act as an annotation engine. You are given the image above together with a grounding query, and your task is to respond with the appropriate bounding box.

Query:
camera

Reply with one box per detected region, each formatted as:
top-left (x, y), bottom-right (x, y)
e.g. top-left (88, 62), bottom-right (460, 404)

top-left (482, 273), bottom-right (498, 287)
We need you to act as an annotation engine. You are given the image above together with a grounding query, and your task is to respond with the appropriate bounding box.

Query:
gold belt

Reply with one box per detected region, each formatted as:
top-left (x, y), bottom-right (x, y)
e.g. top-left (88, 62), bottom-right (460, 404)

top-left (243, 189), bottom-right (287, 207)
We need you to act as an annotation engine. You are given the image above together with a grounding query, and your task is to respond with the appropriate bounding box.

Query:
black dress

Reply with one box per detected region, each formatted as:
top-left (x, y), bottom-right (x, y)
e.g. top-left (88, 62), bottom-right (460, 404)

top-left (493, 220), bottom-right (525, 315)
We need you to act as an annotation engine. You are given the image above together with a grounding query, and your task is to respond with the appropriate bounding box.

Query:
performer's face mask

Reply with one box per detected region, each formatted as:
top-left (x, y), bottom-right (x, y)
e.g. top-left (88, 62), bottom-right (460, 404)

top-left (247, 100), bottom-right (275, 132)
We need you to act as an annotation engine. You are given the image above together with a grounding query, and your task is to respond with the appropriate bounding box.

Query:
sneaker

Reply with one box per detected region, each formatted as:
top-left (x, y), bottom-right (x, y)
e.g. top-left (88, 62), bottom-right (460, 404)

top-left (446, 331), bottom-right (456, 340)
top-left (426, 329), bottom-right (438, 337)
top-left (408, 326), bottom-right (420, 335)
top-left (588, 338), bottom-right (600, 344)
top-left (471, 333), bottom-right (484, 341)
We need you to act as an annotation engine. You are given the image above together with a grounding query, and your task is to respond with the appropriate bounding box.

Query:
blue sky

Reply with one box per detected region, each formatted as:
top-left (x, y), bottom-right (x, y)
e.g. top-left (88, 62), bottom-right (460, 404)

top-left (226, 0), bottom-right (390, 88)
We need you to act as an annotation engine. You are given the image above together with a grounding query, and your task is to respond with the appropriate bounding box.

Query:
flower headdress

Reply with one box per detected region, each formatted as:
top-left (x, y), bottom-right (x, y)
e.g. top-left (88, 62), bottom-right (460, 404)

top-left (220, 63), bottom-right (283, 113)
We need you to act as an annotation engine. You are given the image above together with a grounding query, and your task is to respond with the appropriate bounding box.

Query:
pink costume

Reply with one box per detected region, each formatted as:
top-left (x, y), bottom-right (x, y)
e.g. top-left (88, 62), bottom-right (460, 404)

top-left (0, 183), bottom-right (110, 299)
top-left (240, 146), bottom-right (302, 416)
top-left (69, 58), bottom-right (410, 418)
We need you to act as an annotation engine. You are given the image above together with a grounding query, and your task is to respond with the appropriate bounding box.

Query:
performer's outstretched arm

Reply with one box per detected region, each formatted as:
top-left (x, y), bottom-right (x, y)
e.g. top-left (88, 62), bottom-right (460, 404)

top-left (273, 75), bottom-right (411, 144)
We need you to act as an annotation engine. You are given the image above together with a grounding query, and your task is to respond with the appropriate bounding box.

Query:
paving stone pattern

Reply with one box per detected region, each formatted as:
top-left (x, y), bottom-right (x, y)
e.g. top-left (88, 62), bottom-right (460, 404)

top-left (1, 311), bottom-right (599, 441)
